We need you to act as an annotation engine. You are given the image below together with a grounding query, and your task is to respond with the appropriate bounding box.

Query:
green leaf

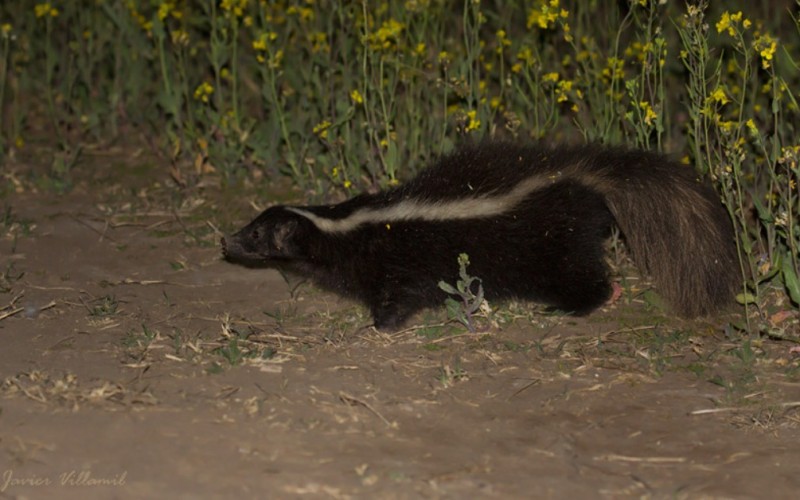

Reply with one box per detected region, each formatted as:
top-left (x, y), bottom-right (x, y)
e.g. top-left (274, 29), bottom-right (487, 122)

top-left (781, 253), bottom-right (800, 305)
top-left (444, 297), bottom-right (466, 324)
top-left (751, 195), bottom-right (773, 224)
top-left (735, 291), bottom-right (758, 305)
top-left (438, 280), bottom-right (458, 295)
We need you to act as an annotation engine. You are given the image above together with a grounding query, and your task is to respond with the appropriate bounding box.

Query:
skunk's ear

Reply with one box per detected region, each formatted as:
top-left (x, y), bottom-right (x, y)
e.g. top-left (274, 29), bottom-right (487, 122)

top-left (272, 219), bottom-right (299, 255)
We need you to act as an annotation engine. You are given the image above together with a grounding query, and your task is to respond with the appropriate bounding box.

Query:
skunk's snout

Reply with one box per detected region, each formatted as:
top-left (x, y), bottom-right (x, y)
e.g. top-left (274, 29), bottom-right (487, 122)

top-left (221, 234), bottom-right (248, 261)
top-left (220, 236), bottom-right (228, 257)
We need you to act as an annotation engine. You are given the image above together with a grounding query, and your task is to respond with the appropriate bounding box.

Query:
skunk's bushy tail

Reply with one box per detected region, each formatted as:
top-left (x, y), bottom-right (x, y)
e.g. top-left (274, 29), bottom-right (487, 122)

top-left (576, 147), bottom-right (739, 317)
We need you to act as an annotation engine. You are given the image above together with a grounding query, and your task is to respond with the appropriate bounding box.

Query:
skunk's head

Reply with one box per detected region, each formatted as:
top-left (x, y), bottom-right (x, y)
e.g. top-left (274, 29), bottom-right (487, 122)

top-left (222, 206), bottom-right (308, 265)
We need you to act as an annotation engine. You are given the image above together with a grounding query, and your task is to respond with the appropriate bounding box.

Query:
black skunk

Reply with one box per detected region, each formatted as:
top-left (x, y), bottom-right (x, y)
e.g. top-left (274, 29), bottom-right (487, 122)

top-left (222, 142), bottom-right (739, 330)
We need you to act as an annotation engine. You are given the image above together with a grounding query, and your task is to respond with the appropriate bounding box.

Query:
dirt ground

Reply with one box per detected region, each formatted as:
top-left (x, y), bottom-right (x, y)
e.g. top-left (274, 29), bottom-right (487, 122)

top-left (1, 155), bottom-right (799, 499)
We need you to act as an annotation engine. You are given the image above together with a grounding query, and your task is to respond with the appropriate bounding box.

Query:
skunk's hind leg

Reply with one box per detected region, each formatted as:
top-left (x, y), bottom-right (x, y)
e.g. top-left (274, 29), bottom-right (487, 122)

top-left (551, 278), bottom-right (611, 315)
top-left (544, 255), bottom-right (612, 315)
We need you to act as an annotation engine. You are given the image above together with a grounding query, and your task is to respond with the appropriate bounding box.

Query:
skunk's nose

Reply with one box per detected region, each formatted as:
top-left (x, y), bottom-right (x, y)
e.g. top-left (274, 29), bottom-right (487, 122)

top-left (220, 236), bottom-right (228, 256)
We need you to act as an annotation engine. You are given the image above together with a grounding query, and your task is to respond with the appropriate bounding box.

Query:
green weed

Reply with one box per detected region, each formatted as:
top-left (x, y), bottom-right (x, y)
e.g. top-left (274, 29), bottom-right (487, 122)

top-left (86, 294), bottom-right (119, 317)
top-left (212, 315), bottom-right (277, 368)
top-left (0, 262), bottom-right (24, 293)
top-left (437, 358), bottom-right (468, 387)
top-left (122, 324), bottom-right (158, 349)
top-left (438, 253), bottom-right (487, 333)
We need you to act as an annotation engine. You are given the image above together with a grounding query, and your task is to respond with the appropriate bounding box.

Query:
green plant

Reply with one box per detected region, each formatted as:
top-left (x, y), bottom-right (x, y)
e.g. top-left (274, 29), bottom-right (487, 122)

top-left (438, 253), bottom-right (486, 333)
top-left (122, 324), bottom-right (158, 350)
top-left (86, 294), bottom-right (119, 317)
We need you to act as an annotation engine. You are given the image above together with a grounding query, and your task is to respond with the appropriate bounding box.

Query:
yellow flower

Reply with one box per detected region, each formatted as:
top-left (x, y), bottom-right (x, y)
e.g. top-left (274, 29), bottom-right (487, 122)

top-left (527, 0), bottom-right (565, 30)
top-left (516, 47), bottom-right (535, 67)
top-left (287, 5), bottom-right (314, 21)
top-left (602, 57), bottom-right (625, 82)
top-left (465, 110), bottom-right (480, 132)
top-left (313, 120), bottom-right (331, 139)
top-left (343, 180), bottom-right (352, 189)
top-left (193, 82), bottom-right (214, 103)
top-left (220, 0), bottom-right (248, 18)
top-left (350, 90), bottom-right (364, 105)
top-left (157, 2), bottom-right (171, 21)
top-left (271, 49), bottom-right (284, 69)
top-left (556, 80), bottom-right (573, 102)
top-left (716, 11), bottom-right (750, 37)
top-left (367, 18), bottom-right (404, 51)
top-left (562, 22), bottom-right (572, 42)
top-left (755, 34), bottom-right (777, 70)
top-left (495, 29), bottom-right (511, 54)
top-left (716, 12), bottom-right (731, 34)
top-left (309, 32), bottom-right (329, 54)
top-left (252, 38), bottom-right (267, 52)
top-left (543, 72), bottom-right (559, 83)
top-left (639, 101), bottom-right (657, 126)
top-left (252, 31), bottom-right (277, 52)
top-left (34, 3), bottom-right (59, 18)
top-left (1, 23), bottom-right (11, 37)
top-left (709, 87), bottom-right (729, 105)
top-left (746, 119), bottom-right (758, 135)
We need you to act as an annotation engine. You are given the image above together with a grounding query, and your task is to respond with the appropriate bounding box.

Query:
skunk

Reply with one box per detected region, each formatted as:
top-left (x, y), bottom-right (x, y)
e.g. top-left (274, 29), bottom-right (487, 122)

top-left (222, 142), bottom-right (739, 330)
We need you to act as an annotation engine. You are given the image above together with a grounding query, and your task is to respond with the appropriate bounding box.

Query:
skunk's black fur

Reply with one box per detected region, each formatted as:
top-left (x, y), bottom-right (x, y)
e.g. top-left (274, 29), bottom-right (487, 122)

top-left (222, 142), bottom-right (739, 330)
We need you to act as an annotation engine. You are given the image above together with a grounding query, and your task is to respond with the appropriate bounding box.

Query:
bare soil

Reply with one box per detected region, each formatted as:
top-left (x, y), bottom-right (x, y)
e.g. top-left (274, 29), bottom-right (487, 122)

top-left (1, 155), bottom-right (799, 499)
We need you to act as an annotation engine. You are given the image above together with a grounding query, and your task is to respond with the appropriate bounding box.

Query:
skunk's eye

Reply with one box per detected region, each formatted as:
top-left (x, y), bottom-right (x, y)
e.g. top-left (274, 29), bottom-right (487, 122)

top-left (251, 228), bottom-right (262, 241)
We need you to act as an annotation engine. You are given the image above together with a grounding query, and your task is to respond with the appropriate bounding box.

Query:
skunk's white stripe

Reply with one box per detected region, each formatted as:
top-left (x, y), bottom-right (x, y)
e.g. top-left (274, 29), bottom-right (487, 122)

top-left (288, 170), bottom-right (577, 233)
